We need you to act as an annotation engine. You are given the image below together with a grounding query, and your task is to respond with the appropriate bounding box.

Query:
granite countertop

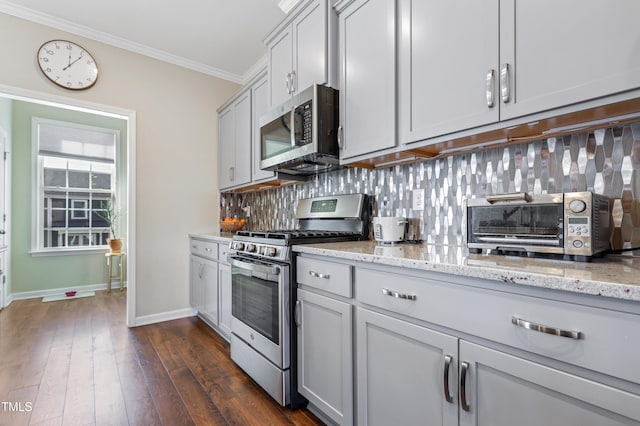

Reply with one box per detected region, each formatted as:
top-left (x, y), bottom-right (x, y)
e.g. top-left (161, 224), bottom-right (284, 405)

top-left (293, 241), bottom-right (640, 302)
top-left (189, 231), bottom-right (234, 243)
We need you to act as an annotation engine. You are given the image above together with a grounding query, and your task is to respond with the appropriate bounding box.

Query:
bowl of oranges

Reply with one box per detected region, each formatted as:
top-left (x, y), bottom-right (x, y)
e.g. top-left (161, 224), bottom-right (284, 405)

top-left (221, 217), bottom-right (246, 232)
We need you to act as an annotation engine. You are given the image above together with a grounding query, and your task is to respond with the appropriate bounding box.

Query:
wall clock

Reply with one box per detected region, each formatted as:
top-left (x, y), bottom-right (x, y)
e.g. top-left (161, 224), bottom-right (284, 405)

top-left (37, 40), bottom-right (99, 90)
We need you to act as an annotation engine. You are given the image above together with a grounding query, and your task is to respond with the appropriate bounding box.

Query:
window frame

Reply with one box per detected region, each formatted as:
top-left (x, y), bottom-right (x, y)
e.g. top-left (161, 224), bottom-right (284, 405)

top-left (31, 117), bottom-right (120, 256)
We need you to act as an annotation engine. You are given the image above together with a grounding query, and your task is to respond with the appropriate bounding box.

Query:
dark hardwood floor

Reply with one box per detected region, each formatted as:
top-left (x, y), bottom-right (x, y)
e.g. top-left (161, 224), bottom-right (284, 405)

top-left (0, 290), bottom-right (323, 426)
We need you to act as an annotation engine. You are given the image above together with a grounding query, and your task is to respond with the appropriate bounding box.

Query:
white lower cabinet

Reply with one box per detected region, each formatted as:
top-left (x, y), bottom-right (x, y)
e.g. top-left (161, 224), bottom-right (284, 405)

top-left (356, 307), bottom-right (458, 426)
top-left (218, 260), bottom-right (232, 340)
top-left (297, 289), bottom-right (353, 425)
top-left (459, 340), bottom-right (640, 426)
top-left (294, 254), bottom-right (640, 425)
top-left (189, 237), bottom-right (233, 340)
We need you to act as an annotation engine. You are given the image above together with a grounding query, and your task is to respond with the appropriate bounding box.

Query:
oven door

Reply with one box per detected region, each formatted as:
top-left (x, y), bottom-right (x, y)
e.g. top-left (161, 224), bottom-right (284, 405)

top-left (229, 254), bottom-right (290, 370)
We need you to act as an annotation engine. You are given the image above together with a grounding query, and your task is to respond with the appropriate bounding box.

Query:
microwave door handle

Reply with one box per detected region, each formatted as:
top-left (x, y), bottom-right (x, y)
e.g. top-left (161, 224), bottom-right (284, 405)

top-left (486, 192), bottom-right (532, 204)
top-left (290, 106), bottom-right (297, 147)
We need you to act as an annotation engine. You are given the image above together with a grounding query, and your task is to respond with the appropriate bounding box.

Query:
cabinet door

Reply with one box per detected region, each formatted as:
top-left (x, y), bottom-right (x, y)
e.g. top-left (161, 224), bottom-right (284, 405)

top-left (356, 308), bottom-right (458, 426)
top-left (338, 0), bottom-right (396, 159)
top-left (218, 107), bottom-right (235, 189)
top-left (499, 0), bottom-right (640, 121)
top-left (297, 289), bottom-right (353, 425)
top-left (190, 257), bottom-right (204, 313)
top-left (293, 0), bottom-right (327, 95)
top-left (251, 75), bottom-right (274, 182)
top-left (458, 340), bottom-right (640, 426)
top-left (268, 26), bottom-right (294, 108)
top-left (202, 258), bottom-right (219, 326)
top-left (232, 91), bottom-right (251, 187)
top-left (399, 0), bottom-right (499, 145)
top-left (218, 262), bottom-right (232, 340)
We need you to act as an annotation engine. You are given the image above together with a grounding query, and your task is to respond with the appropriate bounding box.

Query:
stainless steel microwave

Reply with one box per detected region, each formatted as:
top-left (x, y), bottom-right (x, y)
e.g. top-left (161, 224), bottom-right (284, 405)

top-left (259, 84), bottom-right (339, 176)
top-left (465, 192), bottom-right (611, 260)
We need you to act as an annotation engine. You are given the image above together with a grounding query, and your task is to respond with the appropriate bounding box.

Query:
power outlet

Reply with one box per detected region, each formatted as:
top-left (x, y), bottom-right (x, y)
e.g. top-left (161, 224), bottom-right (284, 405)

top-left (412, 189), bottom-right (425, 211)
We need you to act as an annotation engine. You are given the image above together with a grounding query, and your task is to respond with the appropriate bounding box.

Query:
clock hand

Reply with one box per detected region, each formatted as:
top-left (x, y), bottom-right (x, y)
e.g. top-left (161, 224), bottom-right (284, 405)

top-left (62, 52), bottom-right (85, 71)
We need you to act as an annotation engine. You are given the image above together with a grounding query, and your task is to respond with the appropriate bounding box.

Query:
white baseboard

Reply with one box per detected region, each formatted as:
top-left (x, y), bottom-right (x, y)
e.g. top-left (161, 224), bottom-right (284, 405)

top-left (133, 307), bottom-right (196, 327)
top-left (7, 281), bottom-right (127, 305)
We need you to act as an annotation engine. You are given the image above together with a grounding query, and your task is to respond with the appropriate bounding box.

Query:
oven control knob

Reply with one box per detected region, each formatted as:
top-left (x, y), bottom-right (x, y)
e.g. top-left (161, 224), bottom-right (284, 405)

top-left (569, 200), bottom-right (587, 213)
top-left (246, 244), bottom-right (256, 253)
top-left (265, 247), bottom-right (277, 257)
top-left (573, 240), bottom-right (584, 248)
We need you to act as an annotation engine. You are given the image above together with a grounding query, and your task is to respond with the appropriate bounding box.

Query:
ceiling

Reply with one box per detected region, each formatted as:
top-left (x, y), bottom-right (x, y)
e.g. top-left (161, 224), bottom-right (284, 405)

top-left (0, 0), bottom-right (289, 84)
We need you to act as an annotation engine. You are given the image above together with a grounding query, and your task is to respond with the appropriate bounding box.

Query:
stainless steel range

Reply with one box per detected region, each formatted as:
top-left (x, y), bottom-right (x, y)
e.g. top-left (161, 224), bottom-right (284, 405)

top-left (227, 193), bottom-right (370, 408)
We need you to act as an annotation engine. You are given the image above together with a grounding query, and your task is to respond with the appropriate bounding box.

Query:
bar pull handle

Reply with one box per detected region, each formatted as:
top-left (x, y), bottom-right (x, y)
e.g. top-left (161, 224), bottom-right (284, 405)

top-left (295, 300), bottom-right (302, 327)
top-left (205, 247), bottom-right (213, 252)
top-left (500, 63), bottom-right (510, 103)
top-left (228, 167), bottom-right (234, 182)
top-left (337, 125), bottom-right (344, 149)
top-left (486, 69), bottom-right (495, 108)
top-left (460, 361), bottom-right (470, 412)
top-left (290, 70), bottom-right (296, 93)
top-left (286, 72), bottom-right (291, 94)
top-left (443, 355), bottom-right (454, 403)
top-left (486, 192), bottom-right (532, 204)
top-left (381, 288), bottom-right (417, 301)
top-left (511, 317), bottom-right (584, 340)
top-left (309, 270), bottom-right (330, 279)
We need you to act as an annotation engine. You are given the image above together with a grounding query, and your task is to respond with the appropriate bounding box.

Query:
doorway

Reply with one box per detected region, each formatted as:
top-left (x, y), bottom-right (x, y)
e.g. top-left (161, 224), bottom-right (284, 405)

top-left (0, 86), bottom-right (136, 326)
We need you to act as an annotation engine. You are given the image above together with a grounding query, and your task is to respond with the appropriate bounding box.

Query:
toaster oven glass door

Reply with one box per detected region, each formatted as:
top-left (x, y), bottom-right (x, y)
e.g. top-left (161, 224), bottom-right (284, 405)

top-left (468, 203), bottom-right (564, 247)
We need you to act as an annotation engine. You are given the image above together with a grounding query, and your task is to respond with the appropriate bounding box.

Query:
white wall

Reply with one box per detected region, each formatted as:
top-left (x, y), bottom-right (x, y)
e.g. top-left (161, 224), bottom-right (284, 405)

top-left (0, 12), bottom-right (240, 318)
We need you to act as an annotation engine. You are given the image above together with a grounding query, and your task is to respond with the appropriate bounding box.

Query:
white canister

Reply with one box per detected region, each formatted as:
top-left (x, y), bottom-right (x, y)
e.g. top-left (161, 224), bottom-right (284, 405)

top-left (373, 217), bottom-right (408, 243)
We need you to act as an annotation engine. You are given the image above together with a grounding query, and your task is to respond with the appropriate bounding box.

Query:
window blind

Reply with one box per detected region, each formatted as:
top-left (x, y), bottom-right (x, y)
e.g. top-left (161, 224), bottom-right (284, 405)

top-left (38, 122), bottom-right (116, 163)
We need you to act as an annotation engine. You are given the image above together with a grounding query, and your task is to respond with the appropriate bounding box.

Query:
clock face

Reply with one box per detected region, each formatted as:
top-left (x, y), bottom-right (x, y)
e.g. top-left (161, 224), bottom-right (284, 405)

top-left (37, 40), bottom-right (98, 90)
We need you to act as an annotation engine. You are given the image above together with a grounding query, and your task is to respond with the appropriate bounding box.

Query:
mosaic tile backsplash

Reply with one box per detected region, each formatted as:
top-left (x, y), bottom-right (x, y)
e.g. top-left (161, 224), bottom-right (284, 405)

top-left (221, 123), bottom-right (640, 250)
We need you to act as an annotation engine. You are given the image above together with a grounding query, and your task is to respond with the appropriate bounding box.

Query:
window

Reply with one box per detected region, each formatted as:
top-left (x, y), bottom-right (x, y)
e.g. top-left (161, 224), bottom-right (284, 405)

top-left (33, 118), bottom-right (119, 253)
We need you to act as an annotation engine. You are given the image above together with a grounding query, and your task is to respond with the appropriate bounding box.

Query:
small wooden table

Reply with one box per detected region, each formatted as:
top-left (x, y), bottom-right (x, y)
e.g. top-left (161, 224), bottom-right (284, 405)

top-left (105, 252), bottom-right (125, 292)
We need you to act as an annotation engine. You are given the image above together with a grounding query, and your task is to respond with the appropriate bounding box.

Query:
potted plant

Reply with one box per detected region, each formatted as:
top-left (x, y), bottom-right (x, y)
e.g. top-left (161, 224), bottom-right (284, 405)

top-left (96, 198), bottom-right (122, 253)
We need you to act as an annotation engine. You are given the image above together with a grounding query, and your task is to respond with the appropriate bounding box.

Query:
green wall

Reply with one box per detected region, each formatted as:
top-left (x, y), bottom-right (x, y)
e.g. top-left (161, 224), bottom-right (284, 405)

top-left (11, 100), bottom-right (127, 295)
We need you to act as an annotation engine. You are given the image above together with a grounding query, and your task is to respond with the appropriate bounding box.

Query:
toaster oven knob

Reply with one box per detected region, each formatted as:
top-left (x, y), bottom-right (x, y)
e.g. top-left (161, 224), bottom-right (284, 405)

top-left (573, 240), bottom-right (584, 248)
top-left (569, 200), bottom-right (587, 213)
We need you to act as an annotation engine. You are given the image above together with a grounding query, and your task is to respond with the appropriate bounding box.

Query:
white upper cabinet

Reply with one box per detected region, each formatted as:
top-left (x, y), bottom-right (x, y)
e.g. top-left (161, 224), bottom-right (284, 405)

top-left (337, 0), bottom-right (397, 160)
top-left (266, 0), bottom-right (332, 108)
top-left (499, 0), bottom-right (640, 121)
top-left (399, 0), bottom-right (500, 145)
top-left (251, 74), bottom-right (274, 182)
top-left (218, 90), bottom-right (251, 190)
top-left (399, 0), bottom-right (640, 146)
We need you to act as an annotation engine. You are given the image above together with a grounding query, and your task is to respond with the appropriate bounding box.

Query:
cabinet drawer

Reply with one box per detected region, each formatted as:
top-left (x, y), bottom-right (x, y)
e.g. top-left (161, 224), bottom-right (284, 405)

top-left (356, 267), bottom-right (640, 384)
top-left (218, 242), bottom-right (232, 264)
top-left (190, 238), bottom-right (218, 260)
top-left (297, 256), bottom-right (353, 298)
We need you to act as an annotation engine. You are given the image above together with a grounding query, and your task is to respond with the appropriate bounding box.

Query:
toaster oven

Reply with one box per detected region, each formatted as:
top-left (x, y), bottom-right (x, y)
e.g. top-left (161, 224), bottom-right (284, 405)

top-left (465, 192), bottom-right (611, 260)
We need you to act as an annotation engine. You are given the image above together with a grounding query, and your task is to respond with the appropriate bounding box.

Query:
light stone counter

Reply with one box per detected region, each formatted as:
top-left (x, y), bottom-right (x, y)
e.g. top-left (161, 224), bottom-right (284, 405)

top-left (188, 232), bottom-right (234, 244)
top-left (293, 241), bottom-right (640, 302)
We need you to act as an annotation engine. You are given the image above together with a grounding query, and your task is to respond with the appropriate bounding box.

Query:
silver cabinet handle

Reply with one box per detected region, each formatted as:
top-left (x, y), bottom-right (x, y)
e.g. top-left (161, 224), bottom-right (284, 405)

top-left (511, 317), bottom-right (584, 340)
top-left (460, 361), bottom-right (470, 412)
top-left (381, 288), bottom-right (417, 301)
top-left (228, 167), bottom-right (234, 182)
top-left (486, 69), bottom-right (495, 108)
top-left (444, 355), bottom-right (454, 403)
top-left (205, 247), bottom-right (212, 252)
top-left (192, 245), bottom-right (197, 249)
top-left (295, 300), bottom-right (302, 327)
top-left (486, 192), bottom-right (532, 204)
top-left (309, 270), bottom-right (330, 279)
top-left (337, 125), bottom-right (344, 149)
top-left (290, 70), bottom-right (296, 93)
top-left (500, 63), bottom-right (510, 103)
top-left (286, 72), bottom-right (291, 94)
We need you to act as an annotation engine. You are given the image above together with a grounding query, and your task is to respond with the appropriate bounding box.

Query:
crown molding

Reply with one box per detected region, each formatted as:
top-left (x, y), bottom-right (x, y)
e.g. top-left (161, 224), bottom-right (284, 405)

top-left (0, 1), bottom-right (244, 84)
top-left (242, 54), bottom-right (268, 86)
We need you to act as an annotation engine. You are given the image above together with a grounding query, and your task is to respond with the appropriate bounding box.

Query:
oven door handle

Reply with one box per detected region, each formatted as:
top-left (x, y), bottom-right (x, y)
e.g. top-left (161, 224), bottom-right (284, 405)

top-left (227, 255), bottom-right (281, 275)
